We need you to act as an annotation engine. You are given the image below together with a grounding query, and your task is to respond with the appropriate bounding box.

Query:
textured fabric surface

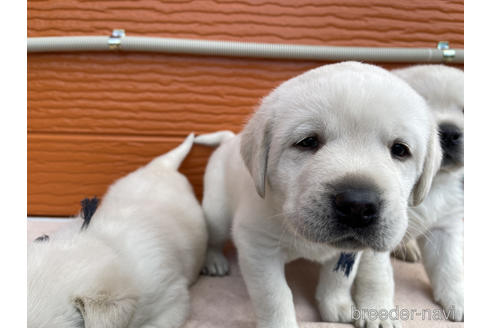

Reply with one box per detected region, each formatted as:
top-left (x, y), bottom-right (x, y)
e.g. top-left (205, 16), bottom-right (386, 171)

top-left (28, 220), bottom-right (464, 327)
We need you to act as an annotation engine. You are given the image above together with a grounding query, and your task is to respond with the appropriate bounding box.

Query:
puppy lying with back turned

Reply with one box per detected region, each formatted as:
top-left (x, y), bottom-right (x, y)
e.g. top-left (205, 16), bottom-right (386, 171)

top-left (195, 62), bottom-right (440, 328)
top-left (392, 65), bottom-right (464, 320)
top-left (28, 134), bottom-right (207, 328)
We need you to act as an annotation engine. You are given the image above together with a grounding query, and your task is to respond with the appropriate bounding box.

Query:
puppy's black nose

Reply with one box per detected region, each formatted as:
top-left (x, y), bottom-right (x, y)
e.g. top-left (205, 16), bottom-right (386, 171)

top-left (333, 189), bottom-right (380, 228)
top-left (439, 123), bottom-right (462, 149)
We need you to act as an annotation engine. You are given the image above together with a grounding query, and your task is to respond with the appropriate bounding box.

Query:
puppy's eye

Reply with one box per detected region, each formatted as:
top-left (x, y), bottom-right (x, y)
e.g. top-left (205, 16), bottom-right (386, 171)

top-left (391, 142), bottom-right (411, 159)
top-left (295, 136), bottom-right (319, 150)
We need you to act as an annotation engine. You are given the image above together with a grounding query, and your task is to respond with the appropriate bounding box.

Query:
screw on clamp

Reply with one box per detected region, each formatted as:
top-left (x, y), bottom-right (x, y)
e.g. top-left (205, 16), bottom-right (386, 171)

top-left (437, 41), bottom-right (456, 62)
top-left (108, 29), bottom-right (126, 50)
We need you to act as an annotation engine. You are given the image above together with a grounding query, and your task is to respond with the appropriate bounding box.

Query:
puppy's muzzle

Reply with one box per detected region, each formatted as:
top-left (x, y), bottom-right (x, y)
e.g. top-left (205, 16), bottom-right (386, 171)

top-left (440, 123), bottom-right (462, 149)
top-left (439, 122), bottom-right (464, 167)
top-left (333, 188), bottom-right (380, 228)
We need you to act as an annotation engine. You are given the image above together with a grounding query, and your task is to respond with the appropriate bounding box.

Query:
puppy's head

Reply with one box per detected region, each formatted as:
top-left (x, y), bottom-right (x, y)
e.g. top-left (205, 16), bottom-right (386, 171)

top-left (394, 65), bottom-right (464, 172)
top-left (28, 237), bottom-right (138, 328)
top-left (241, 62), bottom-right (440, 252)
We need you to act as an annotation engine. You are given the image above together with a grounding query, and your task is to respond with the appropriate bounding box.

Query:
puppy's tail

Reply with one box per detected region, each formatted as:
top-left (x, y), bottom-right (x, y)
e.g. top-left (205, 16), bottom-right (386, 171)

top-left (151, 133), bottom-right (195, 170)
top-left (194, 130), bottom-right (235, 147)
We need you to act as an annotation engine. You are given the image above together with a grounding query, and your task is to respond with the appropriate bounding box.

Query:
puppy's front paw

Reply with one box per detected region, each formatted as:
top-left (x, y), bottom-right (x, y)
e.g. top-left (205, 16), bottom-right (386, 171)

top-left (353, 304), bottom-right (401, 328)
top-left (318, 294), bottom-right (355, 323)
top-left (436, 290), bottom-right (464, 322)
top-left (201, 248), bottom-right (229, 276)
top-left (355, 316), bottom-right (401, 328)
top-left (391, 239), bottom-right (421, 263)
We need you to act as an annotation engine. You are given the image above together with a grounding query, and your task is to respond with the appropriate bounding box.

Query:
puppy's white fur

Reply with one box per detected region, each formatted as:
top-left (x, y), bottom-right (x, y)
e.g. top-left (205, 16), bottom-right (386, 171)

top-left (328, 65), bottom-right (463, 326)
top-left (393, 65), bottom-right (464, 321)
top-left (196, 62), bottom-right (439, 328)
top-left (28, 134), bottom-right (207, 328)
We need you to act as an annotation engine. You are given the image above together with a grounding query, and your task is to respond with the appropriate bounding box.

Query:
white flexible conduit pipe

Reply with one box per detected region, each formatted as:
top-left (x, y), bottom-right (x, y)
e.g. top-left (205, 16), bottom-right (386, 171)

top-left (27, 32), bottom-right (463, 63)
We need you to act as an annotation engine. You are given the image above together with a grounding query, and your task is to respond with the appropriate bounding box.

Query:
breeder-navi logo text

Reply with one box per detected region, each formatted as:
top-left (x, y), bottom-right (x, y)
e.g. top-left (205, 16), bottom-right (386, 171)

top-left (352, 305), bottom-right (457, 321)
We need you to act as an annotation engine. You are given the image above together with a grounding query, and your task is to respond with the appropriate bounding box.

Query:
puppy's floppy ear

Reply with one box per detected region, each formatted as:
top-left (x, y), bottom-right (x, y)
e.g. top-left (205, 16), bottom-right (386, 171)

top-left (410, 124), bottom-right (442, 206)
top-left (73, 291), bottom-right (137, 328)
top-left (240, 108), bottom-right (272, 198)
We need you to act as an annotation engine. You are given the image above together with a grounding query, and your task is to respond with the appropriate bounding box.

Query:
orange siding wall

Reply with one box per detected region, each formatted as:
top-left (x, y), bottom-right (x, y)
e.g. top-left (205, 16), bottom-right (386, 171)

top-left (28, 0), bottom-right (464, 216)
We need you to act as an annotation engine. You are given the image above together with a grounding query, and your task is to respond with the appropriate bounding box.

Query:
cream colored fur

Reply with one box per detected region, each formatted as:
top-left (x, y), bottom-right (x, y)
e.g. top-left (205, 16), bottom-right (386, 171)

top-left (28, 134), bottom-right (207, 328)
top-left (393, 65), bottom-right (464, 321)
top-left (195, 62), bottom-right (439, 328)
top-left (325, 65), bottom-right (464, 325)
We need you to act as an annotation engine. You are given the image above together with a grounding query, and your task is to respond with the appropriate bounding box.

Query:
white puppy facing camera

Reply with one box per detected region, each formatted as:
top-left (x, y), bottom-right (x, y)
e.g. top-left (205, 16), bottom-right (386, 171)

top-left (196, 62), bottom-right (441, 328)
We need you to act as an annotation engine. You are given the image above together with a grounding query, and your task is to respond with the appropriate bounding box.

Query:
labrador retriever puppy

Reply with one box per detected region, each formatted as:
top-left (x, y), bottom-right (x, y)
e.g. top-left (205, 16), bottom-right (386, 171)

top-left (195, 62), bottom-right (440, 328)
top-left (327, 65), bottom-right (463, 325)
top-left (28, 134), bottom-right (207, 328)
top-left (392, 65), bottom-right (464, 320)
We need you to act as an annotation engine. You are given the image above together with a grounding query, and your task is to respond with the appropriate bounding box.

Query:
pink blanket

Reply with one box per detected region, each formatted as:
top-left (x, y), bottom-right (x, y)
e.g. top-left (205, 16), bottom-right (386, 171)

top-left (28, 220), bottom-right (464, 328)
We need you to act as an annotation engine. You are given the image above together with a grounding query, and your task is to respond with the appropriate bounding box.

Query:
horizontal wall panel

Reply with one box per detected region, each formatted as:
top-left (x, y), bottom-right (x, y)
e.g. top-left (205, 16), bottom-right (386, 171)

top-left (28, 134), bottom-right (214, 216)
top-left (27, 0), bottom-right (463, 216)
top-left (28, 53), bottom-right (321, 136)
top-left (27, 57), bottom-right (463, 216)
top-left (28, 53), bottom-right (446, 137)
top-left (28, 0), bottom-right (463, 48)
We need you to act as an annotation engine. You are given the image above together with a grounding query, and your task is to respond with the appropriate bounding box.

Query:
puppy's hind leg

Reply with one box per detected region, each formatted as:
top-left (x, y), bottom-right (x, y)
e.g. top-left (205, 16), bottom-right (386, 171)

top-left (201, 194), bottom-right (231, 276)
top-left (144, 278), bottom-right (191, 328)
top-left (195, 130), bottom-right (236, 276)
top-left (201, 158), bottom-right (232, 276)
top-left (391, 238), bottom-right (421, 262)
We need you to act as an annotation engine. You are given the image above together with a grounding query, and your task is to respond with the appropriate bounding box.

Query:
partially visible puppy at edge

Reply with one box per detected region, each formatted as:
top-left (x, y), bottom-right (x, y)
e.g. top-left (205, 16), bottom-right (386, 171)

top-left (28, 134), bottom-right (207, 328)
top-left (326, 64), bottom-right (463, 323)
top-left (391, 65), bottom-right (464, 321)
